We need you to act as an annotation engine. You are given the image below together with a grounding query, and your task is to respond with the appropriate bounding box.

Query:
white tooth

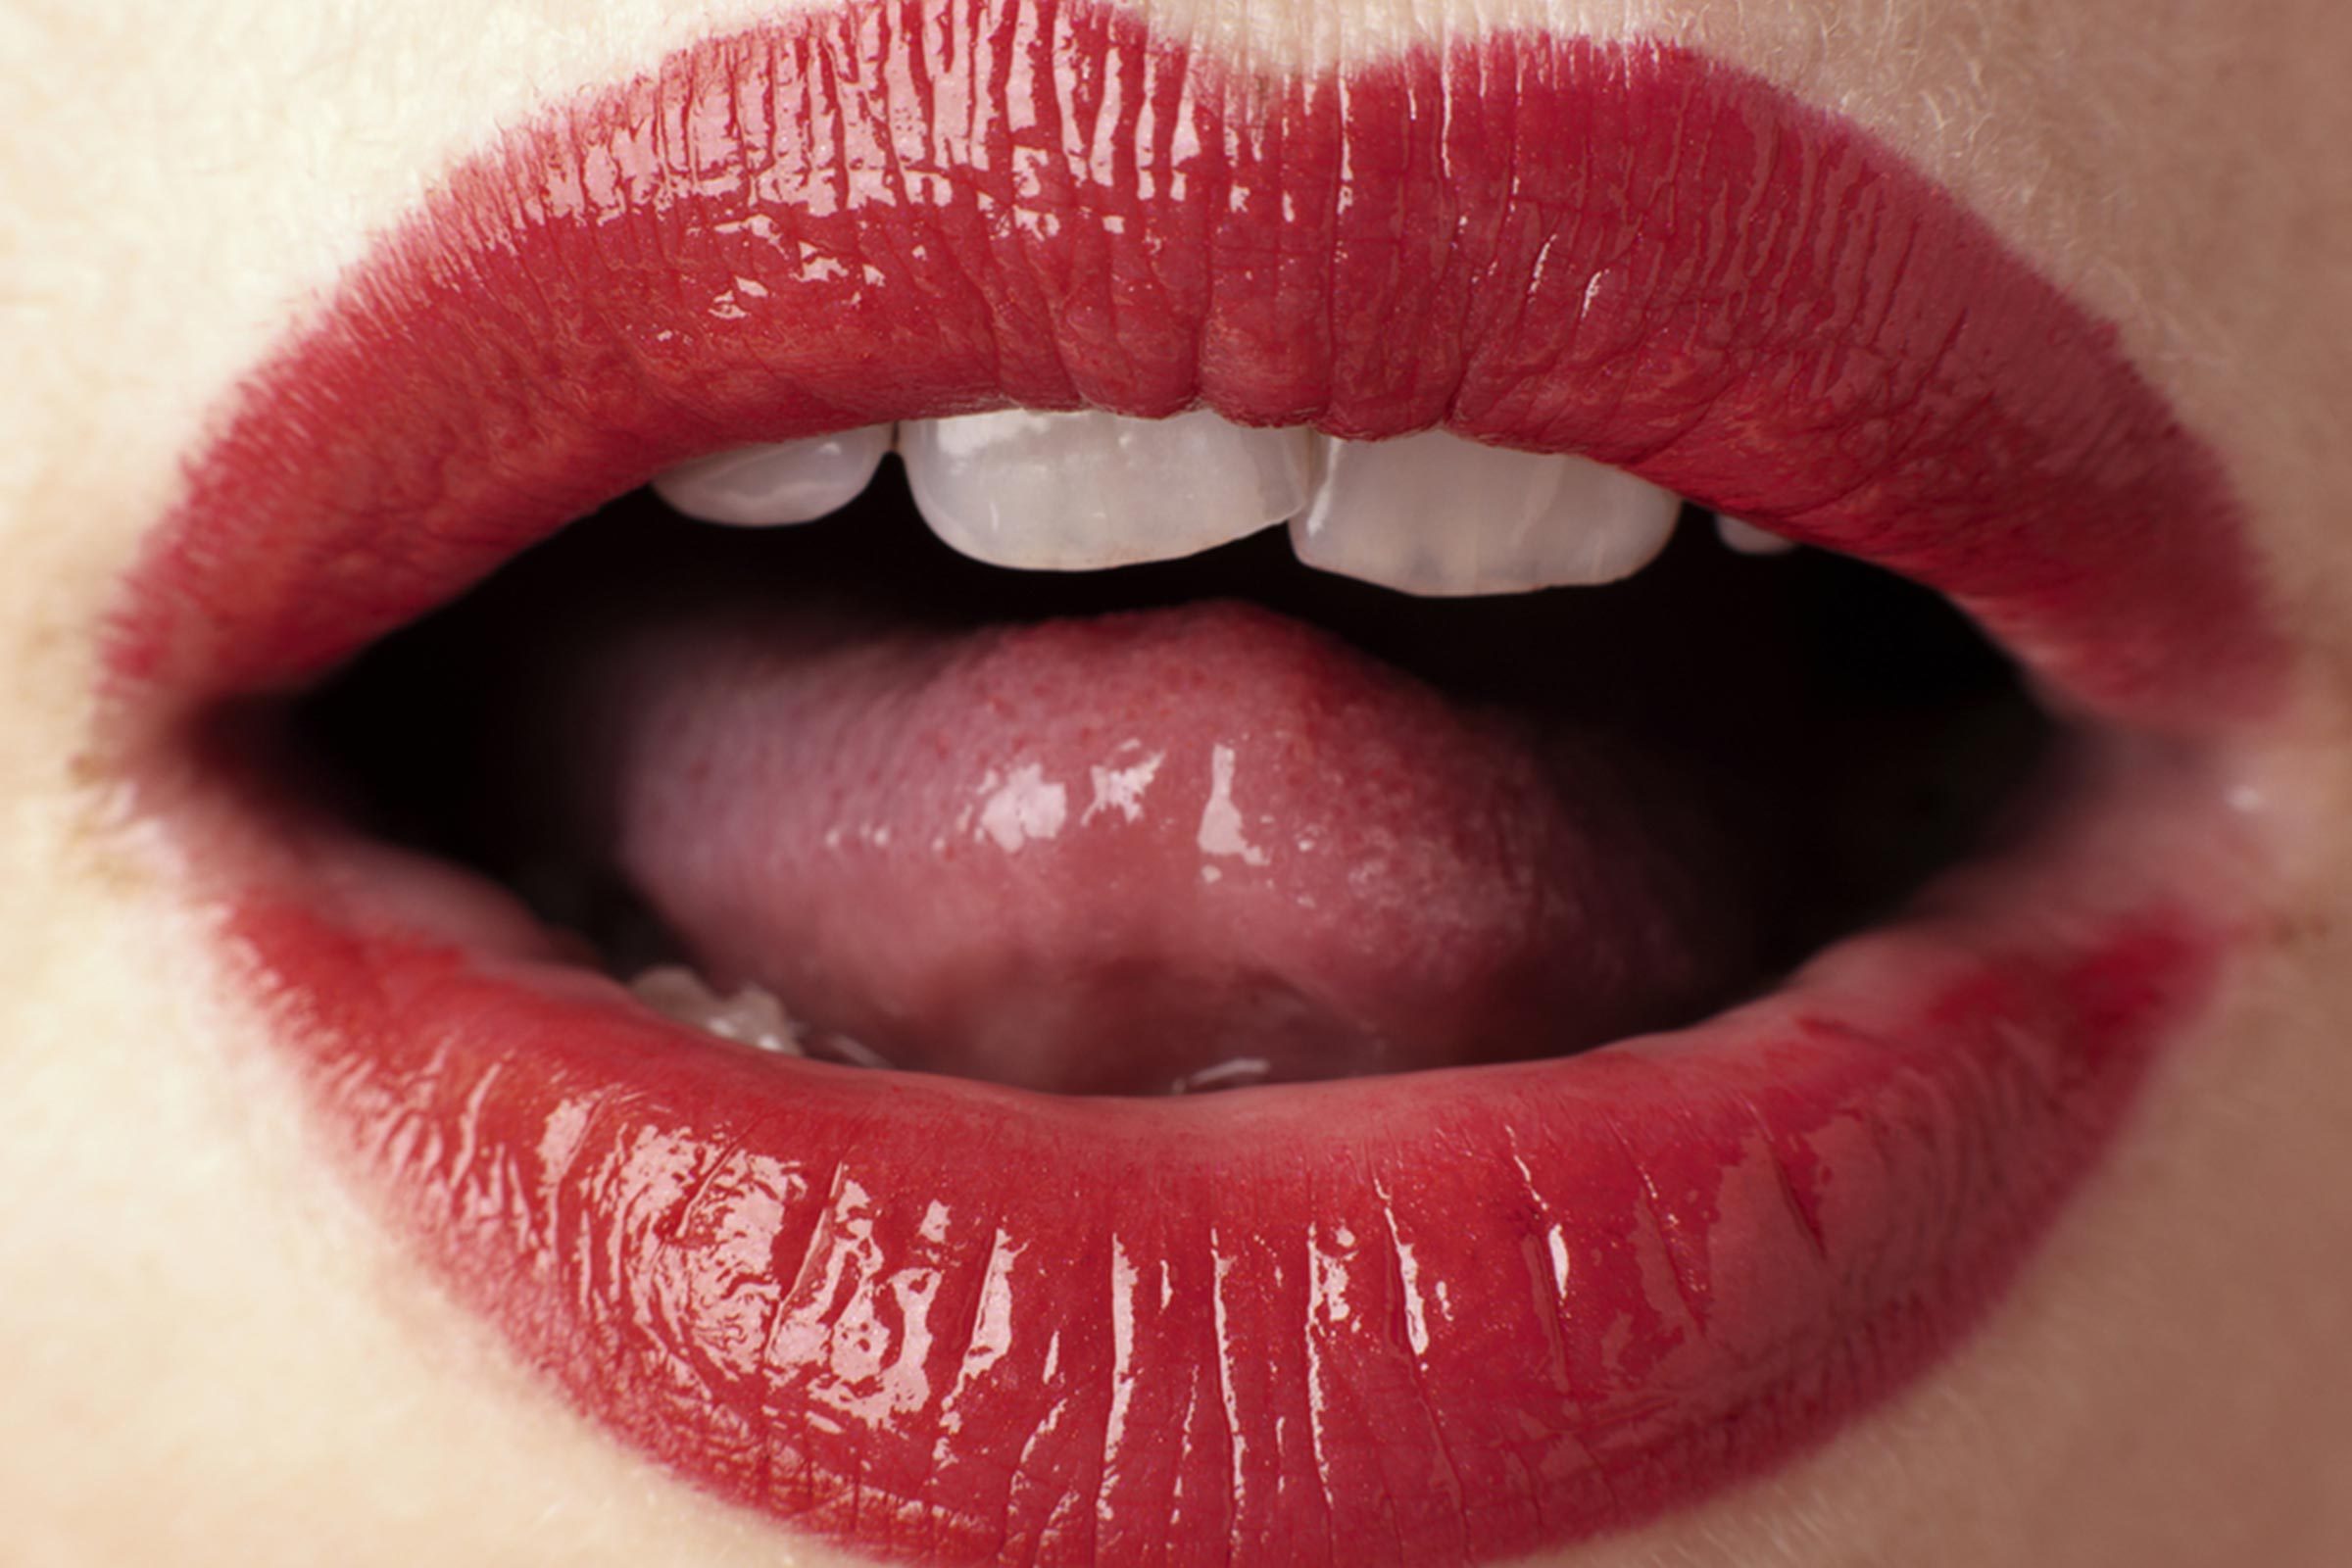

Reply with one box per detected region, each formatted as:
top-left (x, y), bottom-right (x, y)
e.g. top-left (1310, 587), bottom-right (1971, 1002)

top-left (653, 425), bottom-right (893, 525)
top-left (630, 964), bottom-right (895, 1069)
top-left (1290, 431), bottom-right (1682, 595)
top-left (899, 408), bottom-right (1315, 570)
top-left (630, 964), bottom-right (805, 1055)
top-left (1716, 514), bottom-right (1797, 556)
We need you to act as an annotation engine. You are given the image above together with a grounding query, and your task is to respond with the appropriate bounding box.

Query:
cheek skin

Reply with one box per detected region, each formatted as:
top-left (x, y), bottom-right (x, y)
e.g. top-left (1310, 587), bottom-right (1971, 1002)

top-left (0, 2), bottom-right (2349, 1567)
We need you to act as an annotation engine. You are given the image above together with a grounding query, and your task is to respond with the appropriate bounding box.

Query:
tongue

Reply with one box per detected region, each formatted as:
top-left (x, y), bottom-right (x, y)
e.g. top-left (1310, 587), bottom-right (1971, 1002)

top-left (526, 595), bottom-right (1756, 1095)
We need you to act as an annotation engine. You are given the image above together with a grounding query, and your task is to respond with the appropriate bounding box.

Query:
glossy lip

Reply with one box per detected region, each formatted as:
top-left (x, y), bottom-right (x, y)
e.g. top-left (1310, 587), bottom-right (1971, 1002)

top-left (100, 2), bottom-right (2288, 1564)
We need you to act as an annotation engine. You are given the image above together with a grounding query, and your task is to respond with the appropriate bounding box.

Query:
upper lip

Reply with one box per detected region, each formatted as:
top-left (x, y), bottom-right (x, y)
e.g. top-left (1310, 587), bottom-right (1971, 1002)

top-left (102, 16), bottom-right (2280, 733)
top-left (95, 4), bottom-right (2288, 1565)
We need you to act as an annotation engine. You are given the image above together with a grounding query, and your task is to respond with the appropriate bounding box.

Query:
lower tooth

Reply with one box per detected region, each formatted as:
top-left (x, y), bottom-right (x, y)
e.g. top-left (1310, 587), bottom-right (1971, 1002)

top-left (631, 965), bottom-right (892, 1069)
top-left (652, 425), bottom-right (893, 525)
top-left (899, 408), bottom-right (1316, 570)
top-left (1290, 431), bottom-right (1683, 595)
top-left (1169, 1056), bottom-right (1275, 1095)
top-left (1716, 514), bottom-right (1798, 556)
top-left (630, 965), bottom-right (806, 1056)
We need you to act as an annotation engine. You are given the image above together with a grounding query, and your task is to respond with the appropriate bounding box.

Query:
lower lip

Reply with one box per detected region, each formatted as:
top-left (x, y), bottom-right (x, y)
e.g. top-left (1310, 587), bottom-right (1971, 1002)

top-left (193, 738), bottom-right (2245, 1566)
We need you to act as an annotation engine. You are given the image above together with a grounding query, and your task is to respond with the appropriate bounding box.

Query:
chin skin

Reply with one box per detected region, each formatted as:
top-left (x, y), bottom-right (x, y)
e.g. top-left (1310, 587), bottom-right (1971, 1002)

top-left (2, 1), bottom-right (2350, 1564)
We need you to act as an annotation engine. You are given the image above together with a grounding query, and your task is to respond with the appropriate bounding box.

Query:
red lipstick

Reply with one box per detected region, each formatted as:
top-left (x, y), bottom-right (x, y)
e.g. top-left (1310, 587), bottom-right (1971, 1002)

top-left (104, 2), bottom-right (2283, 1564)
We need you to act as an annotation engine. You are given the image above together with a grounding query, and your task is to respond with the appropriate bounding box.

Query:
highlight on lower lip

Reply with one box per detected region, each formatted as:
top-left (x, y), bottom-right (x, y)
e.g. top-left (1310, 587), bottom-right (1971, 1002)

top-left (221, 853), bottom-right (2221, 1566)
top-left (99, 1), bottom-right (2287, 1564)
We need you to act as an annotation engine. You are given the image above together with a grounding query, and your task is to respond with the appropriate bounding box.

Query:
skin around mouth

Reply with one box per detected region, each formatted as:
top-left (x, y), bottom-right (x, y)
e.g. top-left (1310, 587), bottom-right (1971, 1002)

top-left (97, 3), bottom-right (2288, 1565)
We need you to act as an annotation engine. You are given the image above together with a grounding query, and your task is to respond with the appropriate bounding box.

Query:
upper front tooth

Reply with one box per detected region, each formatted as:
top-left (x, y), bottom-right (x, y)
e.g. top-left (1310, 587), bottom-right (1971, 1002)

top-left (1290, 431), bottom-right (1682, 595)
top-left (899, 408), bottom-right (1316, 570)
top-left (654, 425), bottom-right (893, 525)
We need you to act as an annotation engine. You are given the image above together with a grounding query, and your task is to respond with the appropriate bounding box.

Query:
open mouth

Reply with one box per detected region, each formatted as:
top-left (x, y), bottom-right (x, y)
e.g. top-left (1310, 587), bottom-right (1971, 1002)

top-left (296, 457), bottom-right (2051, 1098)
top-left (100, 3), bottom-right (2287, 1565)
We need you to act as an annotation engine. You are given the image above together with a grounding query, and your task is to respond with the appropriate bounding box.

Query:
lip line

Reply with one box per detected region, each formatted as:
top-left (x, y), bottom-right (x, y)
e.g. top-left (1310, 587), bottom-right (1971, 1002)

top-left (95, 4), bottom-right (2284, 1565)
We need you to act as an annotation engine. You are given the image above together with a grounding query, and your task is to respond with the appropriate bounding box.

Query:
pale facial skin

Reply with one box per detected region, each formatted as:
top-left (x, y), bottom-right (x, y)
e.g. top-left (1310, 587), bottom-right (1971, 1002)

top-left (3, 1), bottom-right (2349, 1563)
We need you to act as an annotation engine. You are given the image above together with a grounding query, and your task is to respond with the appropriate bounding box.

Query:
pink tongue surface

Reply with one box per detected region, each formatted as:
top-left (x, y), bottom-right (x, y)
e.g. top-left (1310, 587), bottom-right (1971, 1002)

top-left (562, 600), bottom-right (1751, 1094)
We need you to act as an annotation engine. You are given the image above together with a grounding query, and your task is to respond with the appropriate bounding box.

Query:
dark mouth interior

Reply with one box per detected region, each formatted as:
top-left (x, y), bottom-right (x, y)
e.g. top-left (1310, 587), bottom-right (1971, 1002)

top-left (283, 458), bottom-right (2048, 1095)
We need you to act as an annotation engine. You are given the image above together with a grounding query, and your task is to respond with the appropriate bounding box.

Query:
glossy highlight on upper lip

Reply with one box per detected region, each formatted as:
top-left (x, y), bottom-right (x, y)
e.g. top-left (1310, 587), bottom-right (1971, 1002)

top-left (107, 1), bottom-right (2278, 728)
top-left (101, 2), bottom-right (2287, 1564)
